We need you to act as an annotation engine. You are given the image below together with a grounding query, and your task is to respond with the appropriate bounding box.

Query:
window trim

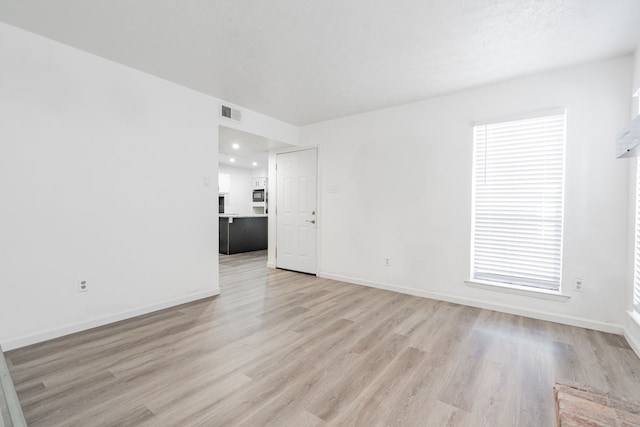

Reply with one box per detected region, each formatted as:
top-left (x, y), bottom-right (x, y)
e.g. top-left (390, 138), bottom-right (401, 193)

top-left (474, 107), bottom-right (566, 127)
top-left (633, 157), bottom-right (640, 314)
top-left (465, 280), bottom-right (570, 301)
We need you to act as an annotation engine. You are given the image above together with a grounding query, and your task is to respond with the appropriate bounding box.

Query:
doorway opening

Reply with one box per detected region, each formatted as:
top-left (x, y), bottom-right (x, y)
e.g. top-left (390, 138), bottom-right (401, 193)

top-left (217, 126), bottom-right (294, 277)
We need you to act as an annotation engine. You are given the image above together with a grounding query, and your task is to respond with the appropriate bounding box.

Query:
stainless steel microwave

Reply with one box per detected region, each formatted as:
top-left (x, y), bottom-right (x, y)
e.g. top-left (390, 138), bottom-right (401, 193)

top-left (253, 189), bottom-right (265, 202)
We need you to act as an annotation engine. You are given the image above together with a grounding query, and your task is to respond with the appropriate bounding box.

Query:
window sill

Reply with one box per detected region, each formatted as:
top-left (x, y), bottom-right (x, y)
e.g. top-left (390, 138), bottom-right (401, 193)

top-left (465, 280), bottom-right (571, 302)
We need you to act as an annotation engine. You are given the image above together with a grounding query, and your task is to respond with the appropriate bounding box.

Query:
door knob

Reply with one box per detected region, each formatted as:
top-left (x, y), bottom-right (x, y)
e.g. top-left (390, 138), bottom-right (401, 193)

top-left (306, 219), bottom-right (316, 224)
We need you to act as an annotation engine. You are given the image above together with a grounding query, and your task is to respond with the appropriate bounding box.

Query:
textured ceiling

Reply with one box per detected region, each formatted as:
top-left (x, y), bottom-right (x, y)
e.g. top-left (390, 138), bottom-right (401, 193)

top-left (1, 0), bottom-right (639, 125)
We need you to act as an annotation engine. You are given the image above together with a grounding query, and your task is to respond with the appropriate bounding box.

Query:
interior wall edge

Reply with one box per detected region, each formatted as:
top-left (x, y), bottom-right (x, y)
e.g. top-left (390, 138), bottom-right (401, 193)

top-left (317, 271), bottom-right (624, 336)
top-left (0, 289), bottom-right (220, 351)
top-left (625, 311), bottom-right (640, 359)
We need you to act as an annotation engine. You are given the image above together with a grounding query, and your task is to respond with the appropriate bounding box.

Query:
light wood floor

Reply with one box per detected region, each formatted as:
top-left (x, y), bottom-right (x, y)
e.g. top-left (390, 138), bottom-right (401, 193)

top-left (6, 251), bottom-right (640, 426)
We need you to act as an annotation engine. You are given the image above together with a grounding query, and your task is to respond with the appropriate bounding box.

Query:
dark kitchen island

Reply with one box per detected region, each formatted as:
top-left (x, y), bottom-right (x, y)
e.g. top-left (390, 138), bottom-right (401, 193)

top-left (219, 215), bottom-right (268, 255)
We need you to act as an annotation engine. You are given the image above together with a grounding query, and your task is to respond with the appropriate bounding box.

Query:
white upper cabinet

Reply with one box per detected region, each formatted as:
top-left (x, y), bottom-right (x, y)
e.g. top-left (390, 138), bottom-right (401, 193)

top-left (218, 173), bottom-right (231, 194)
top-left (252, 177), bottom-right (267, 190)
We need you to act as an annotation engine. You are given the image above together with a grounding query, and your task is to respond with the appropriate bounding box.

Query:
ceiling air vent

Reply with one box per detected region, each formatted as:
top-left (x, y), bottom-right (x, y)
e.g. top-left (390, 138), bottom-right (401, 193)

top-left (220, 104), bottom-right (242, 122)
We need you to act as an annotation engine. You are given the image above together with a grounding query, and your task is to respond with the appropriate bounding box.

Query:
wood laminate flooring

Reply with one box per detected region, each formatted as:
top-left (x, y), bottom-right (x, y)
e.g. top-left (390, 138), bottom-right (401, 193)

top-left (6, 251), bottom-right (640, 426)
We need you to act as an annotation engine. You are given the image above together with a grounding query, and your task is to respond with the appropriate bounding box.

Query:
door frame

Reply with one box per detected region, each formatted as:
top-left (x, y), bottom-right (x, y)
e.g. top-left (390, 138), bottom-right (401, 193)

top-left (268, 145), bottom-right (321, 275)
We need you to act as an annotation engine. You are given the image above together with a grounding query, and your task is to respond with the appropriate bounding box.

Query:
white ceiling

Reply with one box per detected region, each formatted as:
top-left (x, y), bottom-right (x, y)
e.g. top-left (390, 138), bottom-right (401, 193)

top-left (219, 126), bottom-right (292, 169)
top-left (1, 1), bottom-right (639, 126)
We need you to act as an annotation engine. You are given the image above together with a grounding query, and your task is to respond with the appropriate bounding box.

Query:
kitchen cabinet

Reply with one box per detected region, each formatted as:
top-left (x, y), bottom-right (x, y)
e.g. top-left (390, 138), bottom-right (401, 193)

top-left (219, 216), bottom-right (268, 254)
top-left (219, 173), bottom-right (231, 194)
top-left (252, 177), bottom-right (267, 190)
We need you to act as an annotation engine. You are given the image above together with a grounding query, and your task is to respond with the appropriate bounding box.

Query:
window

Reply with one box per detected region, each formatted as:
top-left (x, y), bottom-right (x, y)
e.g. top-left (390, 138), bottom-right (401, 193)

top-left (471, 110), bottom-right (566, 291)
top-left (633, 157), bottom-right (640, 312)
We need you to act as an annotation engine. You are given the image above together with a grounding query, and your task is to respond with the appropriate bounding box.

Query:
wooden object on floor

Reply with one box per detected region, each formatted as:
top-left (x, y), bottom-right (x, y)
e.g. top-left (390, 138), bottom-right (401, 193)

top-left (5, 250), bottom-right (640, 426)
top-left (0, 345), bottom-right (27, 427)
top-left (555, 383), bottom-right (640, 427)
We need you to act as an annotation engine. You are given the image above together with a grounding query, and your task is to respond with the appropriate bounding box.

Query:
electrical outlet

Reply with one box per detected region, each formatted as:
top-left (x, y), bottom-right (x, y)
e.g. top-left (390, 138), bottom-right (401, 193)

top-left (573, 278), bottom-right (584, 293)
top-left (78, 279), bottom-right (88, 293)
top-left (385, 257), bottom-right (391, 267)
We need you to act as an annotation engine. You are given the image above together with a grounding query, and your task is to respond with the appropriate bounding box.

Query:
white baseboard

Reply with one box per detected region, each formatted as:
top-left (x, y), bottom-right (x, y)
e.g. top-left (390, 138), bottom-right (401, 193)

top-left (1, 288), bottom-right (220, 351)
top-left (318, 271), bottom-right (624, 335)
top-left (266, 262), bottom-right (276, 269)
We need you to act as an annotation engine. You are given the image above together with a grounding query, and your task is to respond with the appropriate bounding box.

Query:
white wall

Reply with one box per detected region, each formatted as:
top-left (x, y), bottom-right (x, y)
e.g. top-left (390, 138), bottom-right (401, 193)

top-left (301, 56), bottom-right (633, 332)
top-left (634, 45), bottom-right (640, 103)
top-left (252, 168), bottom-right (268, 180)
top-left (0, 23), bottom-right (298, 349)
top-left (220, 108), bottom-right (299, 148)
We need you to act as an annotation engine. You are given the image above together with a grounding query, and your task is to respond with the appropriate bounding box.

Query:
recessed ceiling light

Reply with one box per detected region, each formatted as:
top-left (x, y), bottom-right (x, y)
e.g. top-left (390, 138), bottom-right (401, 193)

top-left (252, 162), bottom-right (258, 166)
top-left (232, 143), bottom-right (240, 150)
top-left (229, 158), bottom-right (235, 163)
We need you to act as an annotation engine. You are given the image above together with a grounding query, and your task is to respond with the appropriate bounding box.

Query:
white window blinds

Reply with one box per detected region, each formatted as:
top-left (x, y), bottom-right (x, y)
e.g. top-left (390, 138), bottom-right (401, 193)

top-left (633, 157), bottom-right (640, 312)
top-left (472, 111), bottom-right (566, 291)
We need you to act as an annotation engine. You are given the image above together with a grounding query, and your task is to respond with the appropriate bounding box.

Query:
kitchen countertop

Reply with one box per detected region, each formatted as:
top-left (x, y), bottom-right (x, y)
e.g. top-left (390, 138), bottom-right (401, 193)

top-left (220, 214), bottom-right (268, 218)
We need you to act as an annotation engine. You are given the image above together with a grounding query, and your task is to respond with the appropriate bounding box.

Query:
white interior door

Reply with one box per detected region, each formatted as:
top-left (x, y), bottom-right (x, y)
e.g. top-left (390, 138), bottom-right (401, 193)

top-left (276, 148), bottom-right (317, 274)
